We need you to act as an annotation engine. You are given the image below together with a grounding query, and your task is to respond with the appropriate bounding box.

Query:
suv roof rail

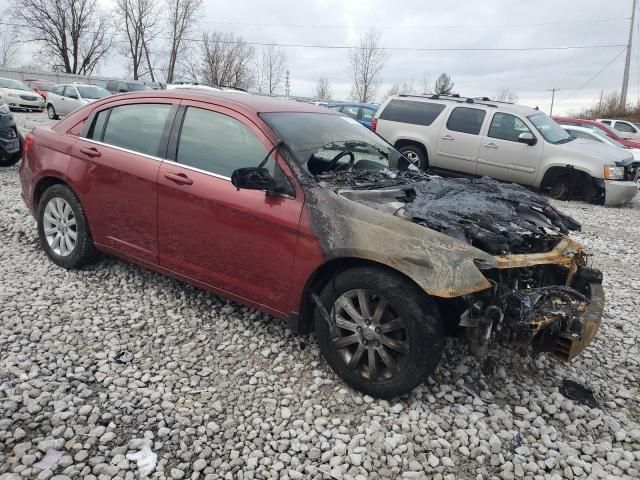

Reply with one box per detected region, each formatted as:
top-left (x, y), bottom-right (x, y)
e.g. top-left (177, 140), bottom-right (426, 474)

top-left (397, 93), bottom-right (499, 108)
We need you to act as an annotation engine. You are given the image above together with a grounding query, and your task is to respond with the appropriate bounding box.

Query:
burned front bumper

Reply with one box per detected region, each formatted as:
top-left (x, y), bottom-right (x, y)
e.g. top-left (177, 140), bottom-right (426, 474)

top-left (465, 238), bottom-right (605, 361)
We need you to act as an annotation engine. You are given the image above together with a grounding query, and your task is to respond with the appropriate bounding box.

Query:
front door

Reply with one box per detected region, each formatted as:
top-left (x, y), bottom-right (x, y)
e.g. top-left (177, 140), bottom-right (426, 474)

top-left (69, 101), bottom-right (175, 263)
top-left (433, 106), bottom-right (487, 175)
top-left (477, 112), bottom-right (543, 185)
top-left (157, 102), bottom-right (303, 314)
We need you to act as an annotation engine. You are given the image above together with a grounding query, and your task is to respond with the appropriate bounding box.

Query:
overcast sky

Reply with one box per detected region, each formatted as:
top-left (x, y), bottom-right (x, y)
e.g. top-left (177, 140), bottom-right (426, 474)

top-left (13, 0), bottom-right (640, 115)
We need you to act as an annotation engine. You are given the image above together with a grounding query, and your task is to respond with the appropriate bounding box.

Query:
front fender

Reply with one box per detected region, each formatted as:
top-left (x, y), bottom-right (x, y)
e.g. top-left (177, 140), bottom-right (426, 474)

top-left (536, 158), bottom-right (602, 187)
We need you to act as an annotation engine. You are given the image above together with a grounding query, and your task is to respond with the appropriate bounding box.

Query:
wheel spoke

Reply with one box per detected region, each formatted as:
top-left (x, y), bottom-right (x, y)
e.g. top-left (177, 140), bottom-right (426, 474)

top-left (357, 289), bottom-right (372, 319)
top-left (64, 233), bottom-right (74, 252)
top-left (44, 226), bottom-right (58, 235)
top-left (380, 335), bottom-right (409, 355)
top-left (347, 344), bottom-right (366, 369)
top-left (337, 296), bottom-right (362, 322)
top-left (376, 346), bottom-right (398, 374)
top-left (367, 347), bottom-right (378, 380)
top-left (44, 213), bottom-right (57, 225)
top-left (66, 217), bottom-right (76, 227)
top-left (333, 333), bottom-right (359, 349)
top-left (334, 314), bottom-right (358, 332)
top-left (67, 229), bottom-right (77, 240)
top-left (380, 317), bottom-right (405, 334)
top-left (371, 297), bottom-right (389, 324)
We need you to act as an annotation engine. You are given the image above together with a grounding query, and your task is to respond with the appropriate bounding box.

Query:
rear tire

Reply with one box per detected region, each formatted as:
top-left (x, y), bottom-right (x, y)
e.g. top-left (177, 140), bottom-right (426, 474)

top-left (314, 266), bottom-right (445, 399)
top-left (47, 104), bottom-right (59, 120)
top-left (398, 145), bottom-right (428, 170)
top-left (37, 184), bottom-right (96, 268)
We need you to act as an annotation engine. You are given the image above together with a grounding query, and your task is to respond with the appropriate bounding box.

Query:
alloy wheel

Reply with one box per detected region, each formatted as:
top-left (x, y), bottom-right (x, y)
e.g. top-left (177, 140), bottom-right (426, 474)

top-left (403, 151), bottom-right (421, 167)
top-left (331, 289), bottom-right (410, 381)
top-left (43, 197), bottom-right (77, 256)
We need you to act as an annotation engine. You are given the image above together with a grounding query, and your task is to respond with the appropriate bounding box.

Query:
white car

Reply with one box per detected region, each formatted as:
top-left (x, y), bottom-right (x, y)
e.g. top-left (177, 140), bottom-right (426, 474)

top-left (563, 125), bottom-right (640, 161)
top-left (46, 83), bottom-right (110, 119)
top-left (597, 119), bottom-right (640, 140)
top-left (0, 78), bottom-right (45, 112)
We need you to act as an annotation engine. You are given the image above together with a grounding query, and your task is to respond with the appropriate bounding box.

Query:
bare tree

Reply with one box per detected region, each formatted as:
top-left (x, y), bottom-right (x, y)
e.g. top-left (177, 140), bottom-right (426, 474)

top-left (165, 0), bottom-right (202, 83)
top-left (11, 0), bottom-right (112, 75)
top-left (114, 0), bottom-right (162, 80)
top-left (313, 77), bottom-right (332, 100)
top-left (348, 28), bottom-right (388, 102)
top-left (255, 45), bottom-right (287, 95)
top-left (434, 73), bottom-right (454, 95)
top-left (0, 23), bottom-right (20, 67)
top-left (200, 32), bottom-right (255, 89)
top-left (494, 88), bottom-right (519, 103)
top-left (385, 80), bottom-right (415, 98)
top-left (420, 72), bottom-right (431, 94)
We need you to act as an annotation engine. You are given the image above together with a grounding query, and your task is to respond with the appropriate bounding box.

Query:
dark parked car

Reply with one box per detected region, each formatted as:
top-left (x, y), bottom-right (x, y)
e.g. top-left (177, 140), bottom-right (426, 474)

top-left (326, 102), bottom-right (379, 129)
top-left (19, 90), bottom-right (604, 398)
top-left (0, 100), bottom-right (22, 167)
top-left (105, 79), bottom-right (152, 94)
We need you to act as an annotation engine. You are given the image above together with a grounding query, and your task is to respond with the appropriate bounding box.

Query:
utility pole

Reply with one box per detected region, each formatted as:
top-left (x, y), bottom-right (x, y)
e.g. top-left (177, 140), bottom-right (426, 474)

top-left (547, 88), bottom-right (559, 116)
top-left (285, 70), bottom-right (291, 97)
top-left (621, 0), bottom-right (638, 107)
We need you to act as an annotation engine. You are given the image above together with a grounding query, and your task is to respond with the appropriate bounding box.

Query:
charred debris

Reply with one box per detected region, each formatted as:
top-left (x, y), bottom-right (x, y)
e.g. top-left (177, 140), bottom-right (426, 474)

top-left (321, 170), bottom-right (581, 255)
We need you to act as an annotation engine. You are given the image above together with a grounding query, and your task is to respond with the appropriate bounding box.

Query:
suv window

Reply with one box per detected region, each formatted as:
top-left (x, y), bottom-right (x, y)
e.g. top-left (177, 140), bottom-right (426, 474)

top-left (615, 122), bottom-right (636, 133)
top-left (341, 105), bottom-right (360, 120)
top-left (101, 104), bottom-right (171, 156)
top-left (446, 107), bottom-right (486, 135)
top-left (379, 100), bottom-right (445, 126)
top-left (176, 107), bottom-right (268, 178)
top-left (488, 112), bottom-right (532, 142)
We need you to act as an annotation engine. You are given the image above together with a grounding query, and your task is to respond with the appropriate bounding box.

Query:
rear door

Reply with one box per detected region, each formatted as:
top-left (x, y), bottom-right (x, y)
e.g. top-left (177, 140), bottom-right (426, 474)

top-left (48, 85), bottom-right (65, 111)
top-left (63, 86), bottom-right (83, 114)
top-left (157, 101), bottom-right (304, 314)
top-left (433, 106), bottom-right (488, 174)
top-left (477, 112), bottom-right (542, 185)
top-left (68, 101), bottom-right (176, 263)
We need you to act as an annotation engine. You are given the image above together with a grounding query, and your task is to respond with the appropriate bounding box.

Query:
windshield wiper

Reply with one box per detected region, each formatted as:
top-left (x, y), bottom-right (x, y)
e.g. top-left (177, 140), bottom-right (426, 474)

top-left (555, 137), bottom-right (574, 144)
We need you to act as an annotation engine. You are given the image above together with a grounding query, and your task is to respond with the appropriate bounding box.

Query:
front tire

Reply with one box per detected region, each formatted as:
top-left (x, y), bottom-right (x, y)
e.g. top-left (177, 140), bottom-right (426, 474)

top-left (47, 104), bottom-right (59, 120)
top-left (546, 176), bottom-right (570, 200)
top-left (398, 145), bottom-right (428, 170)
top-left (314, 266), bottom-right (445, 399)
top-left (37, 184), bottom-right (96, 268)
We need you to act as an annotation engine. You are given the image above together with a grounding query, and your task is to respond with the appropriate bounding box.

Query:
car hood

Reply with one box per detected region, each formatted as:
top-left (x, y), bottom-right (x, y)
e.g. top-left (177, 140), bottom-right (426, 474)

top-left (559, 138), bottom-right (635, 166)
top-left (0, 87), bottom-right (37, 96)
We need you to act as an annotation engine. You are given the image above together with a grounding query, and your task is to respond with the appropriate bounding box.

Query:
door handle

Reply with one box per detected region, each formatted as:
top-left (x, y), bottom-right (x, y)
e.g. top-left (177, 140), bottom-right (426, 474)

top-left (79, 146), bottom-right (101, 157)
top-left (441, 134), bottom-right (454, 141)
top-left (484, 143), bottom-right (498, 149)
top-left (164, 172), bottom-right (193, 185)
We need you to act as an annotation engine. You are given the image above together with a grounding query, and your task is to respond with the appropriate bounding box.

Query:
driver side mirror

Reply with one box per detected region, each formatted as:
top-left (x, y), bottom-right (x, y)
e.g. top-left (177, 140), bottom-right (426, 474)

top-left (67, 93), bottom-right (78, 99)
top-left (231, 167), bottom-right (292, 196)
top-left (518, 132), bottom-right (537, 146)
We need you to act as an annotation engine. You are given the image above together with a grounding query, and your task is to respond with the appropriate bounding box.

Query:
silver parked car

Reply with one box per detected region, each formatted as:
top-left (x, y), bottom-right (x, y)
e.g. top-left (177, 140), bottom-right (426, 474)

top-left (46, 83), bottom-right (110, 119)
top-left (373, 94), bottom-right (639, 206)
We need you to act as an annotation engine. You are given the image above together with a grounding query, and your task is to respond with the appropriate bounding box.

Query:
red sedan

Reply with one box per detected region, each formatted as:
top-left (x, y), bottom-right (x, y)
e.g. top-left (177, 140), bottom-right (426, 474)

top-left (25, 79), bottom-right (56, 100)
top-left (553, 116), bottom-right (640, 149)
top-left (19, 91), bottom-right (605, 398)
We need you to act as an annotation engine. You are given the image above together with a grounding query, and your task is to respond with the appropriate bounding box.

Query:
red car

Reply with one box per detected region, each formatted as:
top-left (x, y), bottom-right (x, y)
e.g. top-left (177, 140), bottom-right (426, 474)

top-left (553, 117), bottom-right (640, 149)
top-left (25, 79), bottom-right (56, 100)
top-left (19, 91), bottom-right (605, 398)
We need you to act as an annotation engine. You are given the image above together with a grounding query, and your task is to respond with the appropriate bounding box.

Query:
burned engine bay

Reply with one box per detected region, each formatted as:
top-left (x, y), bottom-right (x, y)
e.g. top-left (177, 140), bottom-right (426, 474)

top-left (320, 169), bottom-right (605, 362)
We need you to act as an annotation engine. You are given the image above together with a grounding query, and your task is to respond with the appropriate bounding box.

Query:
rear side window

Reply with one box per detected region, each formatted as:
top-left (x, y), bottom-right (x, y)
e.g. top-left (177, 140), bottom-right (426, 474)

top-left (362, 107), bottom-right (376, 121)
top-left (447, 107), bottom-right (486, 135)
top-left (379, 100), bottom-right (445, 126)
top-left (341, 105), bottom-right (359, 120)
top-left (102, 104), bottom-right (171, 156)
top-left (176, 107), bottom-right (268, 178)
top-left (86, 109), bottom-right (110, 140)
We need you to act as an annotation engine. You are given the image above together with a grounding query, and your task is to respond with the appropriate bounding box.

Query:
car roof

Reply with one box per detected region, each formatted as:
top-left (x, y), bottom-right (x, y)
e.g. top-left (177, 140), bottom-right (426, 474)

top-left (108, 90), bottom-right (339, 115)
top-left (562, 125), bottom-right (601, 134)
top-left (386, 94), bottom-right (541, 116)
top-left (327, 102), bottom-right (379, 108)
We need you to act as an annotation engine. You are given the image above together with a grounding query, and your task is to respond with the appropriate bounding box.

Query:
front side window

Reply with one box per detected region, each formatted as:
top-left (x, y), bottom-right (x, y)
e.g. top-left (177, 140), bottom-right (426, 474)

top-left (488, 112), bottom-right (532, 142)
top-left (447, 107), bottom-right (486, 135)
top-left (77, 85), bottom-right (110, 99)
top-left (600, 120), bottom-right (611, 125)
top-left (53, 85), bottom-right (65, 96)
top-left (64, 86), bottom-right (78, 98)
top-left (176, 107), bottom-right (268, 178)
top-left (615, 122), bottom-right (636, 133)
top-left (378, 100), bottom-right (446, 126)
top-left (341, 105), bottom-right (360, 120)
top-left (102, 104), bottom-right (171, 156)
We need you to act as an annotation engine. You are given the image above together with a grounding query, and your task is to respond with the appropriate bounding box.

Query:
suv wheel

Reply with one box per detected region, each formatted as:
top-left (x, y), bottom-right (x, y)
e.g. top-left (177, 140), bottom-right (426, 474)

top-left (547, 176), bottom-right (570, 200)
top-left (47, 104), bottom-right (59, 120)
top-left (37, 184), bottom-right (97, 268)
top-left (398, 145), bottom-right (427, 170)
top-left (314, 266), bottom-right (444, 398)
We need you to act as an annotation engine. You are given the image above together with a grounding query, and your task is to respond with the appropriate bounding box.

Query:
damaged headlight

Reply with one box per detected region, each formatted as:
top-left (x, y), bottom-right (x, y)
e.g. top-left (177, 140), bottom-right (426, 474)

top-left (604, 165), bottom-right (625, 180)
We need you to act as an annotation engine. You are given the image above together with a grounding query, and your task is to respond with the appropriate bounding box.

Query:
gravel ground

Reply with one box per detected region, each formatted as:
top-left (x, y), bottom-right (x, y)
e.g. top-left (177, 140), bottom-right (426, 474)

top-left (1, 111), bottom-right (639, 480)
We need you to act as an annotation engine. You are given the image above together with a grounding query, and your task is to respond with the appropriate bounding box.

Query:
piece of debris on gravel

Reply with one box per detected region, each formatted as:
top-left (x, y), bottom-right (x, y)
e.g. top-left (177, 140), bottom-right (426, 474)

top-left (1, 111), bottom-right (639, 479)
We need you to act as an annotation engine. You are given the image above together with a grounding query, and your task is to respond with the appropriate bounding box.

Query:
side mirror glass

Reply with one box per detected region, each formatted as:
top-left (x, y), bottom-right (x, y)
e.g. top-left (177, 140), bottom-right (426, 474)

top-left (232, 167), bottom-right (279, 192)
top-left (518, 132), bottom-right (536, 146)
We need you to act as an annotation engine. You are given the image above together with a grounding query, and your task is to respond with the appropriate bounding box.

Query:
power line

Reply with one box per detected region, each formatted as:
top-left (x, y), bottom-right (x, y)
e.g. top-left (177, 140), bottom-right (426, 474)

top-left (560, 47), bottom-right (627, 101)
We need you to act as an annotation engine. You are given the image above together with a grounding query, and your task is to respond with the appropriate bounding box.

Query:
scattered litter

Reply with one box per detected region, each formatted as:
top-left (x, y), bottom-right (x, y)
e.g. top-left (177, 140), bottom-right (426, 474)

top-left (114, 350), bottom-right (133, 364)
top-left (34, 449), bottom-right (63, 470)
top-left (126, 445), bottom-right (157, 477)
top-left (560, 379), bottom-right (599, 409)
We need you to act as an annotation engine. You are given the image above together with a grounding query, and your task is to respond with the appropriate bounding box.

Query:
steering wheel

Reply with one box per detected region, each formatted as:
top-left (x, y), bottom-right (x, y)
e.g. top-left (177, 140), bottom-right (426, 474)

top-left (324, 150), bottom-right (355, 173)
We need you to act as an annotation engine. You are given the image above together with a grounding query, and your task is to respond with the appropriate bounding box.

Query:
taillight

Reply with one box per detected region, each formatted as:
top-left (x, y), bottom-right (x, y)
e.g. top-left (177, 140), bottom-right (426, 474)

top-left (371, 117), bottom-right (378, 132)
top-left (23, 133), bottom-right (34, 158)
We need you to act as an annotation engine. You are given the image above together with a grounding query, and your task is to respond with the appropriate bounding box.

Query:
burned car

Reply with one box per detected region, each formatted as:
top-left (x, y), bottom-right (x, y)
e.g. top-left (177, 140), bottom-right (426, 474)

top-left (0, 100), bottom-right (22, 167)
top-left (20, 92), bottom-right (603, 398)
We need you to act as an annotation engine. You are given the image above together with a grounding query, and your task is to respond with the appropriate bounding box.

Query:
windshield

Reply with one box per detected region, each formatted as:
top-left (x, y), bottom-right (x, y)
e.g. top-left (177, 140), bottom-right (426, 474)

top-left (595, 133), bottom-right (625, 148)
top-left (0, 79), bottom-right (31, 91)
top-left (77, 85), bottom-right (110, 99)
top-left (260, 112), bottom-right (404, 175)
top-left (528, 113), bottom-right (573, 144)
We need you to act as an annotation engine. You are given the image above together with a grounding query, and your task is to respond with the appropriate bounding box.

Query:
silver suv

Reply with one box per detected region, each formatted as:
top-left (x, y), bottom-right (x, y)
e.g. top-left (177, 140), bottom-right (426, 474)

top-left (373, 94), bottom-right (639, 206)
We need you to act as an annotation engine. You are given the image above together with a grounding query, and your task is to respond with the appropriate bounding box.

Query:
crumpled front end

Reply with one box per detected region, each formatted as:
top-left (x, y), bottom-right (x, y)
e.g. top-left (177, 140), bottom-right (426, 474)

top-left (462, 238), bottom-right (604, 362)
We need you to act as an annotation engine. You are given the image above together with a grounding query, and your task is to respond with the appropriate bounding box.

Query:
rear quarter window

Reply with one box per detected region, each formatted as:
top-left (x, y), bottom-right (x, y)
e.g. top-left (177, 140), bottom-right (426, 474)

top-left (378, 100), bottom-right (446, 126)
